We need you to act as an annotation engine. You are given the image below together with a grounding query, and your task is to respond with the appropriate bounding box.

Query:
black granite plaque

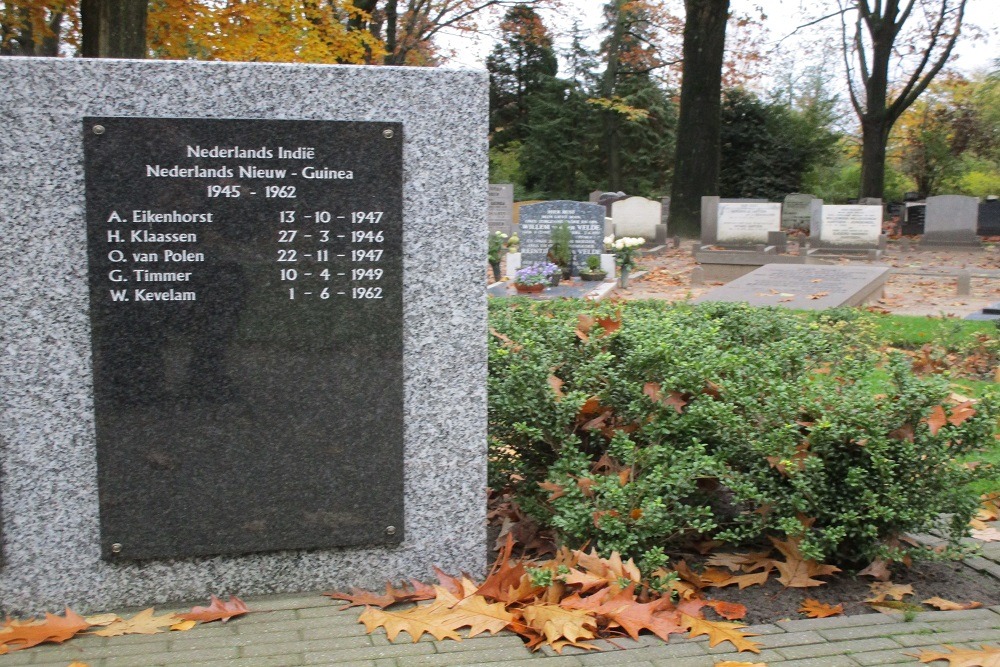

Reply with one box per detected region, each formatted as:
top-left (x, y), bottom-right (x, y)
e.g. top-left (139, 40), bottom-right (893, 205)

top-left (978, 201), bottom-right (1000, 236)
top-left (84, 117), bottom-right (404, 560)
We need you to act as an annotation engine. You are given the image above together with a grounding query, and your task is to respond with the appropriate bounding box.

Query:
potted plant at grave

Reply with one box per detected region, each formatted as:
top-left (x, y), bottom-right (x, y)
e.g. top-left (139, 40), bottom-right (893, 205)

top-left (506, 233), bottom-right (519, 253)
top-left (513, 262), bottom-right (559, 294)
top-left (579, 254), bottom-right (607, 281)
top-left (547, 222), bottom-right (574, 281)
top-left (605, 234), bottom-right (644, 288)
top-left (487, 231), bottom-right (508, 283)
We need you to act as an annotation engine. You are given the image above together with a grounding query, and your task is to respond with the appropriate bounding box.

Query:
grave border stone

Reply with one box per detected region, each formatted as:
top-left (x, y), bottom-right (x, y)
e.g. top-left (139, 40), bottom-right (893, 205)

top-left (0, 56), bottom-right (488, 615)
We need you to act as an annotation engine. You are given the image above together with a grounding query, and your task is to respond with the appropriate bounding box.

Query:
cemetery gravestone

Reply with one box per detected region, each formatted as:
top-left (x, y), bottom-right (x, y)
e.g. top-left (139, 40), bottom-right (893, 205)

top-left (702, 196), bottom-right (781, 246)
top-left (922, 194), bottom-right (981, 248)
top-left (782, 193), bottom-right (815, 230)
top-left (695, 264), bottom-right (891, 310)
top-left (813, 204), bottom-right (883, 250)
top-left (488, 183), bottom-right (514, 235)
top-left (519, 201), bottom-right (605, 274)
top-left (612, 196), bottom-right (662, 241)
top-left (0, 57), bottom-right (487, 614)
top-left (588, 189), bottom-right (603, 203)
top-left (978, 198), bottom-right (1000, 236)
top-left (902, 202), bottom-right (926, 235)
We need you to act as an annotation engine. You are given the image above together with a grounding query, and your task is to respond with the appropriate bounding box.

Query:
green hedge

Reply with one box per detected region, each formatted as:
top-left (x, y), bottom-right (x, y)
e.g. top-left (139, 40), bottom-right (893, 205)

top-left (488, 299), bottom-right (997, 570)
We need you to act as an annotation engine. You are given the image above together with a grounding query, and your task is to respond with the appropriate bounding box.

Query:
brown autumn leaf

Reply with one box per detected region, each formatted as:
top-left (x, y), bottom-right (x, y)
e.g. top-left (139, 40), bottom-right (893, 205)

top-left (432, 586), bottom-right (514, 637)
top-left (548, 375), bottom-right (565, 400)
top-left (971, 526), bottom-right (1000, 542)
top-left (715, 662), bottom-right (768, 667)
top-left (857, 557), bottom-right (893, 581)
top-left (178, 595), bottom-right (249, 624)
top-left (0, 609), bottom-right (91, 653)
top-left (358, 600), bottom-right (464, 643)
top-left (170, 620), bottom-right (197, 631)
top-left (706, 599), bottom-right (748, 620)
top-left (562, 585), bottom-right (686, 641)
top-left (538, 480), bottom-right (566, 502)
top-left (909, 643), bottom-right (1000, 666)
top-left (809, 291), bottom-right (830, 299)
top-left (476, 534), bottom-right (529, 604)
top-left (324, 587), bottom-right (396, 610)
top-left (92, 608), bottom-right (181, 637)
top-left (922, 597), bottom-right (982, 611)
top-left (925, 405), bottom-right (949, 436)
top-left (865, 582), bottom-right (914, 603)
top-left (83, 613), bottom-right (119, 627)
top-left (67, 663), bottom-right (90, 667)
top-left (576, 314), bottom-right (595, 341)
top-left (489, 327), bottom-right (522, 352)
top-left (682, 614), bottom-right (761, 653)
top-left (769, 537), bottom-right (841, 588)
top-left (799, 599), bottom-right (844, 618)
top-left (642, 382), bottom-right (688, 414)
top-left (977, 493), bottom-right (1000, 522)
top-left (595, 315), bottom-right (622, 336)
top-left (703, 570), bottom-right (771, 589)
top-left (578, 396), bottom-right (602, 419)
top-left (520, 604), bottom-right (598, 652)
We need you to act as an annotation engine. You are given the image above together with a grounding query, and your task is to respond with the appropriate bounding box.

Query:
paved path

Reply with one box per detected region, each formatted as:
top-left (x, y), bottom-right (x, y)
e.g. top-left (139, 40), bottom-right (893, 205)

top-left (6, 541), bottom-right (999, 666)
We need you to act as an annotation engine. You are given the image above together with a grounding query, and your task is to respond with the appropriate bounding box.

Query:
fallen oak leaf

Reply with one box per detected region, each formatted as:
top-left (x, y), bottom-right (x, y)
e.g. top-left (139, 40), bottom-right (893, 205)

top-left (83, 613), bottom-right (120, 627)
top-left (92, 608), bottom-right (181, 637)
top-left (769, 537), bottom-right (840, 588)
top-left (520, 604), bottom-right (598, 652)
top-left (178, 595), bottom-right (249, 624)
top-left (170, 620), bottom-right (197, 631)
top-left (922, 597), bottom-right (982, 611)
top-left (865, 582), bottom-right (914, 603)
top-left (706, 600), bottom-right (748, 620)
top-left (682, 614), bottom-right (761, 653)
top-left (908, 643), bottom-right (1000, 666)
top-left (358, 601), bottom-right (463, 643)
top-left (0, 609), bottom-right (91, 653)
top-left (715, 663), bottom-right (769, 667)
top-left (799, 599), bottom-right (843, 618)
top-left (432, 586), bottom-right (514, 637)
top-left (548, 375), bottom-right (565, 400)
top-left (324, 587), bottom-right (396, 610)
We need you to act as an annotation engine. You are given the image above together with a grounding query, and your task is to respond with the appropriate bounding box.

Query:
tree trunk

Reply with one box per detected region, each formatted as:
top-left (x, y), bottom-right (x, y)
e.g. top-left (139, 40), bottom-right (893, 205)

top-left (81, 0), bottom-right (147, 59)
top-left (669, 0), bottom-right (729, 238)
top-left (859, 118), bottom-right (890, 199)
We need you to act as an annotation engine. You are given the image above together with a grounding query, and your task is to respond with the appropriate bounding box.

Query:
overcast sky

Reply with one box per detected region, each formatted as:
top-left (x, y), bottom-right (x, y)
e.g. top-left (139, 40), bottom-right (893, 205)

top-left (440, 0), bottom-right (999, 79)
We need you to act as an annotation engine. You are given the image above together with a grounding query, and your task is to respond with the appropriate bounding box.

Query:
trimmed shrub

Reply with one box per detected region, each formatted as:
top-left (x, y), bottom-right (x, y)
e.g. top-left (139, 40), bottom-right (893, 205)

top-left (488, 299), bottom-right (997, 569)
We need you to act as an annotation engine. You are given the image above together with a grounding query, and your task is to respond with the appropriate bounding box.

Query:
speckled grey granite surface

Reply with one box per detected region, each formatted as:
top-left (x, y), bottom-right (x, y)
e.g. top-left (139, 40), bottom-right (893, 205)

top-left (0, 57), bottom-right (488, 615)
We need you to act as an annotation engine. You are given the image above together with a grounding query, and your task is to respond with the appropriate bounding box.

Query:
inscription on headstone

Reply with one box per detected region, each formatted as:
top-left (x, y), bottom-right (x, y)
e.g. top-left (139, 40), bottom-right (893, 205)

top-left (818, 205), bottom-right (882, 247)
top-left (85, 116), bottom-right (404, 560)
top-left (717, 202), bottom-right (781, 244)
top-left (488, 183), bottom-right (514, 234)
top-left (518, 201), bottom-right (605, 273)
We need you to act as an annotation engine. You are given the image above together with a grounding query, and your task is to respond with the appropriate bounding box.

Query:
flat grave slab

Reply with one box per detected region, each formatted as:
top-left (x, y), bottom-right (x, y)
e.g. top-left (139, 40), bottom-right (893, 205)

top-left (695, 264), bottom-right (891, 310)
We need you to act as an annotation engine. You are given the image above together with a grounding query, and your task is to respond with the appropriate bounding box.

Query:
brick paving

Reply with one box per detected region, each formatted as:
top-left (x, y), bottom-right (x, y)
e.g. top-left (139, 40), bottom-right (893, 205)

top-left (6, 545), bottom-right (1000, 667)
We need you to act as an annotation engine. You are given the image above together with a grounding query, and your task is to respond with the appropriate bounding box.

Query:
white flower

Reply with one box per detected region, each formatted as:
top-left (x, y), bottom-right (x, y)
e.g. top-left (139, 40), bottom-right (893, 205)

top-left (604, 234), bottom-right (615, 245)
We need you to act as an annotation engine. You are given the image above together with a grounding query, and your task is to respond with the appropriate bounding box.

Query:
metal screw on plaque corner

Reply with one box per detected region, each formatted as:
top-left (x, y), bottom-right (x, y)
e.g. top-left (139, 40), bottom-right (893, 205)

top-left (382, 129), bottom-right (394, 139)
top-left (110, 542), bottom-right (122, 554)
top-left (385, 525), bottom-right (397, 536)
top-left (93, 125), bottom-right (105, 135)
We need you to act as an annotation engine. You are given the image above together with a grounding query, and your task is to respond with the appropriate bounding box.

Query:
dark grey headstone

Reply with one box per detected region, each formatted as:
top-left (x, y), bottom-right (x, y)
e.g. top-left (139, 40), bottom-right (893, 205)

top-left (978, 200), bottom-right (1000, 236)
top-left (902, 203), bottom-right (926, 235)
top-left (695, 264), bottom-right (890, 310)
top-left (85, 116), bottom-right (404, 560)
top-left (519, 201), bottom-right (605, 274)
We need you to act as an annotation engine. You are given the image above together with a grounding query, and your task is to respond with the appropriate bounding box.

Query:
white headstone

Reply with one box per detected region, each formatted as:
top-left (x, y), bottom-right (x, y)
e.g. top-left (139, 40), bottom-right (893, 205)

top-left (488, 183), bottom-right (514, 234)
top-left (612, 196), bottom-right (661, 240)
top-left (819, 205), bottom-right (882, 247)
top-left (716, 202), bottom-right (782, 244)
